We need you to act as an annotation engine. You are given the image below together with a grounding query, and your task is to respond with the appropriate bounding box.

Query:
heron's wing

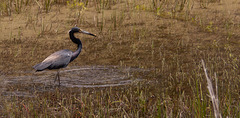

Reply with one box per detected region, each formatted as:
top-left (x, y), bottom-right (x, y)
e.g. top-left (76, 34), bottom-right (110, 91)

top-left (33, 49), bottom-right (72, 71)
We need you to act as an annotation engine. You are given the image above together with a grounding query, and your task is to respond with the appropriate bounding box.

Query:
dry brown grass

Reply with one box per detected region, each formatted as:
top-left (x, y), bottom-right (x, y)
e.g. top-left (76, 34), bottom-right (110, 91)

top-left (0, 0), bottom-right (240, 117)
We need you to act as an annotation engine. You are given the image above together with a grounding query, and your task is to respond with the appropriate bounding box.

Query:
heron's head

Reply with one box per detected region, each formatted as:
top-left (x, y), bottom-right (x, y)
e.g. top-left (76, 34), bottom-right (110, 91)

top-left (70, 27), bottom-right (96, 37)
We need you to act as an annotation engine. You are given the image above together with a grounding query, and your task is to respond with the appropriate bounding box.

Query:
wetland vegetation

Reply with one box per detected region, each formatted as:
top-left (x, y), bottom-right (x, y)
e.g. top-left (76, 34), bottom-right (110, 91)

top-left (0, 0), bottom-right (240, 117)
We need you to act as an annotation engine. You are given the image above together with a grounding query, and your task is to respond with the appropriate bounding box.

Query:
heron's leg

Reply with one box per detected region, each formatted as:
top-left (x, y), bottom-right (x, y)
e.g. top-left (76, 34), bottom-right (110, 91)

top-left (58, 71), bottom-right (60, 86)
top-left (54, 71), bottom-right (59, 83)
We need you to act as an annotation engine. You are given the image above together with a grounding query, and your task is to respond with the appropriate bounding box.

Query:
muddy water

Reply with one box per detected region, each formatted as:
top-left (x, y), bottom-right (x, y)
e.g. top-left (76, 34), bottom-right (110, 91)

top-left (0, 66), bottom-right (150, 97)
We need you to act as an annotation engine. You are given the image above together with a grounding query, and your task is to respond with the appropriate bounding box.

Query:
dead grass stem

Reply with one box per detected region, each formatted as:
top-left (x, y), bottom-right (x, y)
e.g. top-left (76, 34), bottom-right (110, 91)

top-left (202, 59), bottom-right (222, 118)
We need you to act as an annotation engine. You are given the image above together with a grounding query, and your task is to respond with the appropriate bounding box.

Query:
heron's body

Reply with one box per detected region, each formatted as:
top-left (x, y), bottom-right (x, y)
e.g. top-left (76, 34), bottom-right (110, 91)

top-left (33, 27), bottom-right (95, 85)
top-left (33, 49), bottom-right (73, 71)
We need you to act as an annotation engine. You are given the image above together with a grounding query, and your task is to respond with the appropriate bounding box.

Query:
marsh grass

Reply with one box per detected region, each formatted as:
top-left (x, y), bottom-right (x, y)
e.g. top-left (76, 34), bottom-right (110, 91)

top-left (93, 0), bottom-right (121, 12)
top-left (0, 0), bottom-right (239, 117)
top-left (43, 0), bottom-right (52, 13)
top-left (0, 0), bottom-right (32, 16)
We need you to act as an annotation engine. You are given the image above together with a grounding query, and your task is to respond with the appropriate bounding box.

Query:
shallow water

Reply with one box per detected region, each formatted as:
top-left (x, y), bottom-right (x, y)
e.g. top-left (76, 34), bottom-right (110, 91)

top-left (0, 65), bottom-right (150, 97)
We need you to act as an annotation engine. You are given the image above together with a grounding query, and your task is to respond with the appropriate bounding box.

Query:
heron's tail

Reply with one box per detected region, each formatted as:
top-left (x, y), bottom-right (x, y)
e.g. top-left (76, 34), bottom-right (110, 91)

top-left (33, 62), bottom-right (50, 71)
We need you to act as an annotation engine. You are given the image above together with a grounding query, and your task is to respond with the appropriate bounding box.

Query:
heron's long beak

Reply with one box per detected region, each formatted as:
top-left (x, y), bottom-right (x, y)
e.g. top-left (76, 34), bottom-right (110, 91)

top-left (80, 30), bottom-right (96, 37)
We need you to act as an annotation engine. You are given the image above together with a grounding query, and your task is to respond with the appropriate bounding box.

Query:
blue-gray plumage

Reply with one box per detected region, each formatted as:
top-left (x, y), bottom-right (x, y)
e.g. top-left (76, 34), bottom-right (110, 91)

top-left (33, 27), bottom-right (96, 85)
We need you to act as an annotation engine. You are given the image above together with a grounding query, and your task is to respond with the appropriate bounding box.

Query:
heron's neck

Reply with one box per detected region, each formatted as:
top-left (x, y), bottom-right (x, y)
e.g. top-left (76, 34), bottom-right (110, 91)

top-left (69, 31), bottom-right (81, 44)
top-left (69, 31), bottom-right (82, 62)
top-left (70, 43), bottom-right (82, 62)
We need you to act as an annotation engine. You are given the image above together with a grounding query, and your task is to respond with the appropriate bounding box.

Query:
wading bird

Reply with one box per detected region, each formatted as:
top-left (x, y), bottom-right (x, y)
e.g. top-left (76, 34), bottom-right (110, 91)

top-left (33, 27), bottom-right (96, 85)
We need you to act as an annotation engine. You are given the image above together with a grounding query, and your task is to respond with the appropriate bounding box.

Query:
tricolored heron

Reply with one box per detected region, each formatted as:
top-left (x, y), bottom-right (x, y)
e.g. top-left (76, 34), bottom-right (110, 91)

top-left (33, 27), bottom-right (96, 85)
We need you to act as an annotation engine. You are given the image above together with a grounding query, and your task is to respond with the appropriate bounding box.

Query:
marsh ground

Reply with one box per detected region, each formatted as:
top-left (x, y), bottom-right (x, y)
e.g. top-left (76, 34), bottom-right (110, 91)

top-left (0, 0), bottom-right (239, 117)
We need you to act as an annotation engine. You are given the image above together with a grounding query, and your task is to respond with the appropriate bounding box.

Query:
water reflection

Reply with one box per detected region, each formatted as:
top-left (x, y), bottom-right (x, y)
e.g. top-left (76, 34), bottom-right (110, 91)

top-left (1, 66), bottom-right (149, 97)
